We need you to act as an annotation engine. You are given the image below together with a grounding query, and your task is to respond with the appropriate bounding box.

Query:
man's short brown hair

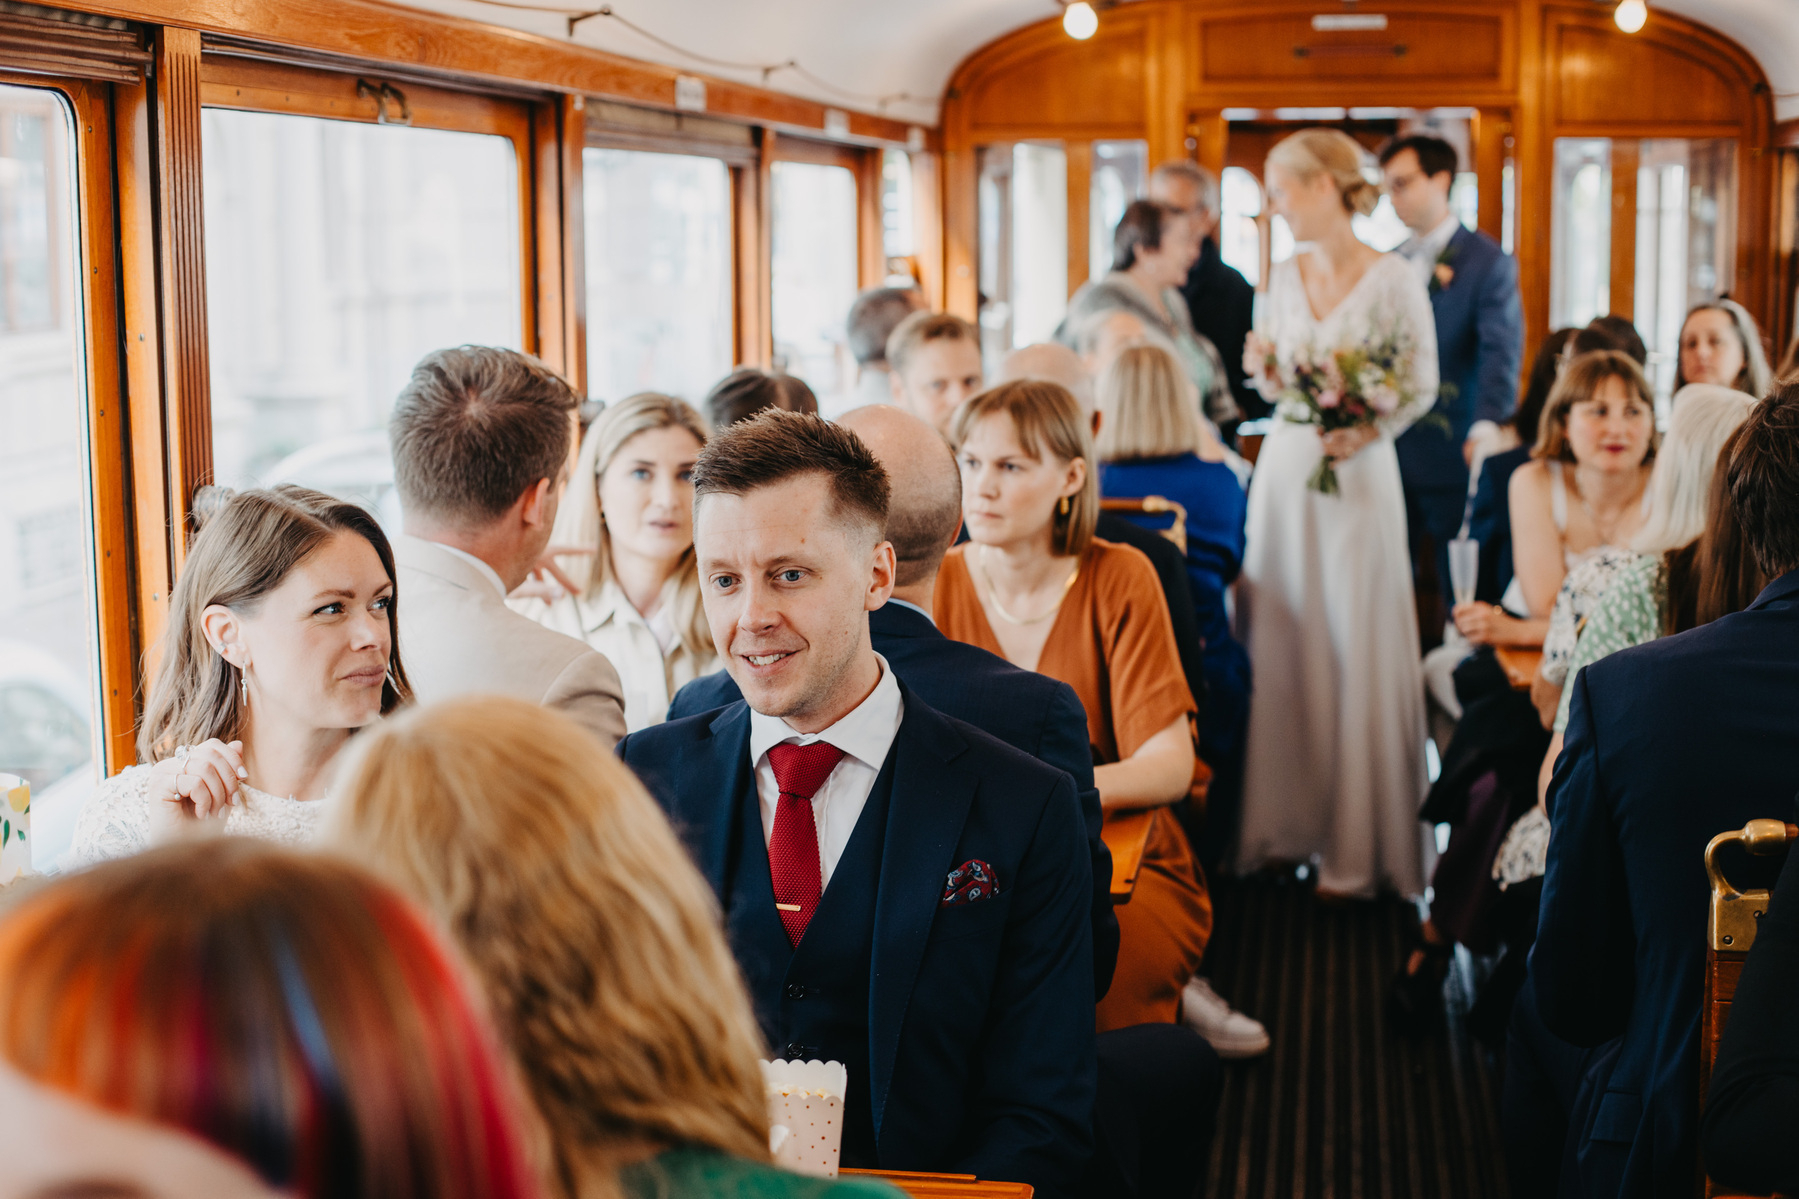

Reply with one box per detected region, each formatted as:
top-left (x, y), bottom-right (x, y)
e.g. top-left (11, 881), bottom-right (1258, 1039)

top-left (390, 346), bottom-right (580, 525)
top-left (886, 311), bottom-right (980, 378)
top-left (1726, 380), bottom-right (1799, 578)
top-left (692, 409), bottom-right (890, 540)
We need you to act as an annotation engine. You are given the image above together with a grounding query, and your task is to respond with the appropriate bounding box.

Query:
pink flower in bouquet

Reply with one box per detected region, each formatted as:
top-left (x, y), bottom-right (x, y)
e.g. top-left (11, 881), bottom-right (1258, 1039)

top-left (1317, 388), bottom-right (1342, 410)
top-left (1366, 383), bottom-right (1401, 414)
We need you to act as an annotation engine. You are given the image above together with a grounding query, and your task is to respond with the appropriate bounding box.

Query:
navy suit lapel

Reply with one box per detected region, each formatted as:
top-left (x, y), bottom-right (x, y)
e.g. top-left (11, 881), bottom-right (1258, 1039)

top-left (867, 690), bottom-right (974, 1136)
top-left (687, 703), bottom-right (755, 893)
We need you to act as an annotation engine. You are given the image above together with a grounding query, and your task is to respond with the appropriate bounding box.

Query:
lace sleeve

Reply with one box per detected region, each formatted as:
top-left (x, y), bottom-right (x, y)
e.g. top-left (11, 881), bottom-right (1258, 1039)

top-left (67, 765), bottom-right (155, 867)
top-left (1375, 256), bottom-right (1440, 440)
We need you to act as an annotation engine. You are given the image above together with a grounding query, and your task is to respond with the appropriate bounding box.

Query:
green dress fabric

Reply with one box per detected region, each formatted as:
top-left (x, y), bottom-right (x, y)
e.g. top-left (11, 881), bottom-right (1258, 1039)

top-left (621, 1147), bottom-right (902, 1199)
top-left (1553, 553), bottom-right (1668, 733)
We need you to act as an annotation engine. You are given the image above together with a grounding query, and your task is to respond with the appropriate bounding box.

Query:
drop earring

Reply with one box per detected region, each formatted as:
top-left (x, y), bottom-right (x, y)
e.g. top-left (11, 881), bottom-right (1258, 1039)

top-left (1058, 495), bottom-right (1070, 517)
top-left (238, 666), bottom-right (249, 708)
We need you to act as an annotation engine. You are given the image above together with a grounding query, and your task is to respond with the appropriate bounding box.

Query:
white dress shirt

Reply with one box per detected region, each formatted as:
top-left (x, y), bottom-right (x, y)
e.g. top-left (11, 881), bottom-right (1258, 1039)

top-left (747, 653), bottom-right (904, 885)
top-left (432, 542), bottom-right (509, 599)
top-left (1400, 212), bottom-right (1462, 291)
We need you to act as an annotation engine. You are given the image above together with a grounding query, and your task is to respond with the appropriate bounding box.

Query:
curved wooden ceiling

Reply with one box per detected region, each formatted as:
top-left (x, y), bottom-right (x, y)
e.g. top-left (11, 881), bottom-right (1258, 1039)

top-left (386, 0), bottom-right (1799, 125)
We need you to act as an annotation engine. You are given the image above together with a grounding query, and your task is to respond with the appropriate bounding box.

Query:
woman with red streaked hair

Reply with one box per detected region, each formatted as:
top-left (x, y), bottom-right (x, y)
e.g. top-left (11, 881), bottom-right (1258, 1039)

top-left (0, 839), bottom-right (541, 1199)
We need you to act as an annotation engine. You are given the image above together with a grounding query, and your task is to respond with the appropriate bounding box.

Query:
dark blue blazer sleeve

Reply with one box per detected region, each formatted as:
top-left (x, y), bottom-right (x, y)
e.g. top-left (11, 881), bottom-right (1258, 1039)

top-left (1532, 667), bottom-right (1637, 1047)
top-left (948, 770), bottom-right (1098, 1197)
top-left (1472, 247), bottom-right (1524, 425)
top-left (1039, 682), bottom-right (1120, 999)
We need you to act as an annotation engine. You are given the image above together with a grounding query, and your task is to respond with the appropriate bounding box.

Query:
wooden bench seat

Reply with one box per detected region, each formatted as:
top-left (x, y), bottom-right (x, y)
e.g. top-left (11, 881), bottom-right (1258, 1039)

top-left (1494, 645), bottom-right (1542, 691)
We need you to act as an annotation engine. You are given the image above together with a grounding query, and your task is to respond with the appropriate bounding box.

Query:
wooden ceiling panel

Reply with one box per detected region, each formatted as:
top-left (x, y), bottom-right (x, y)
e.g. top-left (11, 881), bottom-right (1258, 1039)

top-left (1555, 21), bottom-right (1745, 128)
top-left (962, 18), bottom-right (1145, 136)
top-left (1196, 10), bottom-right (1505, 86)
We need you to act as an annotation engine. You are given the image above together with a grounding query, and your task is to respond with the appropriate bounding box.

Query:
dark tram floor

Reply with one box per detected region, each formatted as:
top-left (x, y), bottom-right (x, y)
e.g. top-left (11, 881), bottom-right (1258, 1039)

top-left (1201, 873), bottom-right (1509, 1199)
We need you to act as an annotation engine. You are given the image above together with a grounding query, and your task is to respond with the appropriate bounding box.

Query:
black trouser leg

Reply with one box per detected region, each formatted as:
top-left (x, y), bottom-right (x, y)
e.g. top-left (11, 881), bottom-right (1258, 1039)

top-left (1087, 1023), bottom-right (1224, 1199)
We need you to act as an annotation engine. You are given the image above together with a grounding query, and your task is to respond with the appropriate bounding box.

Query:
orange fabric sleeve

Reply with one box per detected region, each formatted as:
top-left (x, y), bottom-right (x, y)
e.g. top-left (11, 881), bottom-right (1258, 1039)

top-left (1096, 542), bottom-right (1197, 761)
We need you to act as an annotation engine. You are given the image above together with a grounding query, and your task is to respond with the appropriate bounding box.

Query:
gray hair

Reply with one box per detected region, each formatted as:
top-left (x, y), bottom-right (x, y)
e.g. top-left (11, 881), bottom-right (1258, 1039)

top-left (1151, 160), bottom-right (1221, 216)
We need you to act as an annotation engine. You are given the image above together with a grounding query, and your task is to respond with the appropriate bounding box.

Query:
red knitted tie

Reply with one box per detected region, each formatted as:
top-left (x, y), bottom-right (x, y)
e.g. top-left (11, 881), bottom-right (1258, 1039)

top-left (765, 741), bottom-right (846, 946)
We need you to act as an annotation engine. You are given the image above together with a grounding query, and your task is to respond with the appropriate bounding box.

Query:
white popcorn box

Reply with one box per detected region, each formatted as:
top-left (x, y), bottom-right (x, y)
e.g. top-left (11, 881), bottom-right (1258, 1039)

top-left (760, 1058), bottom-right (847, 1178)
top-left (0, 775), bottom-right (29, 886)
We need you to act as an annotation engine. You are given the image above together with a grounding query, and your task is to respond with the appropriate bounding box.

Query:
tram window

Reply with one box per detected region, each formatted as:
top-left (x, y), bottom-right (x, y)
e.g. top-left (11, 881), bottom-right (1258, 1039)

top-left (1219, 166), bottom-right (1262, 286)
top-left (0, 84), bottom-right (100, 830)
top-left (1091, 140), bottom-right (1147, 282)
top-left (882, 148), bottom-right (914, 265)
top-left (976, 142), bottom-right (1069, 355)
top-left (770, 160), bottom-right (858, 412)
top-left (583, 148), bottom-right (732, 407)
top-left (1550, 138), bottom-right (1613, 330)
top-left (1634, 139), bottom-right (1737, 402)
top-left (202, 110), bottom-right (522, 523)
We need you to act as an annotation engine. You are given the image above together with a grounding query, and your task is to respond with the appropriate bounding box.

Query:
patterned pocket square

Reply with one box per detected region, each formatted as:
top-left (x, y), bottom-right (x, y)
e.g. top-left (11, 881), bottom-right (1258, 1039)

top-left (941, 859), bottom-right (1001, 907)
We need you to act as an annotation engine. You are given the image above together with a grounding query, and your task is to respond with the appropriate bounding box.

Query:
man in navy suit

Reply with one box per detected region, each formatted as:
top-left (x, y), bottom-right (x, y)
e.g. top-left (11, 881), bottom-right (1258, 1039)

top-left (1522, 387), bottom-right (1799, 1198)
top-left (620, 409), bottom-right (1096, 1196)
top-left (1380, 134), bottom-right (1523, 599)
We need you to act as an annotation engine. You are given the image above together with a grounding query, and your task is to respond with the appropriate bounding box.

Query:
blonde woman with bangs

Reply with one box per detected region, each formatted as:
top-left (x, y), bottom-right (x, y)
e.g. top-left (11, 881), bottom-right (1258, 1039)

top-left (934, 380), bottom-right (1219, 1036)
top-left (328, 695), bottom-right (897, 1199)
top-left (518, 393), bottom-right (719, 731)
top-left (1096, 343), bottom-right (1250, 874)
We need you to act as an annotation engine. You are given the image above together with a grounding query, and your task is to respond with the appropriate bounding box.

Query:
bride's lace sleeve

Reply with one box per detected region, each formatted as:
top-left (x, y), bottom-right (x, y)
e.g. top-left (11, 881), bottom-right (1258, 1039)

top-left (1374, 256), bottom-right (1440, 439)
top-left (67, 765), bottom-right (155, 867)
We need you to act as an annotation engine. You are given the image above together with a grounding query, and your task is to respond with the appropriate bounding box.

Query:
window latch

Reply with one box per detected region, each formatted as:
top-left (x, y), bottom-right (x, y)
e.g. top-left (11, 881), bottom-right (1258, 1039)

top-left (356, 80), bottom-right (413, 127)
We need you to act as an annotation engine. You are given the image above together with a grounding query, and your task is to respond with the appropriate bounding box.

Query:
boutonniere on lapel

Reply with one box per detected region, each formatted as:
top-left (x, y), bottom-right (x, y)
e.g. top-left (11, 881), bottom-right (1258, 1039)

top-left (1430, 243), bottom-right (1459, 295)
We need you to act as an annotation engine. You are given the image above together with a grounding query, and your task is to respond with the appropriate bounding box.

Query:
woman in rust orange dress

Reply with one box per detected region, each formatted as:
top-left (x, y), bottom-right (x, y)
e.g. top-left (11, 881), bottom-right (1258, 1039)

top-left (935, 379), bottom-right (1237, 1038)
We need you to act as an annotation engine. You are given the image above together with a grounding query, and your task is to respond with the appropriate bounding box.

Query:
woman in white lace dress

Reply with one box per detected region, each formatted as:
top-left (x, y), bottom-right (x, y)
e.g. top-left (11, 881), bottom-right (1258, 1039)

top-left (1235, 129), bottom-right (1440, 899)
top-left (69, 487), bottom-right (411, 864)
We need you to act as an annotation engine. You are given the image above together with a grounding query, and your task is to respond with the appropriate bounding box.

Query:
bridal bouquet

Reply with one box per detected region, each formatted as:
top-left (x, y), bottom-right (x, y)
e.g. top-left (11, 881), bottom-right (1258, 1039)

top-left (1259, 316), bottom-right (1421, 496)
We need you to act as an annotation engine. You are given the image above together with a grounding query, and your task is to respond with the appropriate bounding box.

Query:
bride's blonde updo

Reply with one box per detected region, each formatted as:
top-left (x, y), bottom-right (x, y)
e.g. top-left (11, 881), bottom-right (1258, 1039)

top-left (1267, 128), bottom-right (1382, 217)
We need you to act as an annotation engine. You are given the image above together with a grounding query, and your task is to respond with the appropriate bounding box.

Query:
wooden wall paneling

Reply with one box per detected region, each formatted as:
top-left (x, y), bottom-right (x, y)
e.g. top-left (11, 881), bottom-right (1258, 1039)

top-left (731, 127), bottom-right (772, 367)
top-left (558, 93), bottom-right (586, 393)
top-left (152, 26), bottom-right (211, 560)
top-left (942, 90), bottom-right (979, 319)
top-left (857, 146), bottom-right (885, 289)
top-left (1143, 5), bottom-right (1182, 169)
top-left (528, 97), bottom-right (560, 369)
top-left (1516, 0), bottom-right (1550, 364)
top-left (1471, 107), bottom-right (1510, 246)
top-left (112, 75), bottom-right (172, 707)
top-left (60, 79), bottom-right (137, 771)
top-left (1771, 150), bottom-right (1799, 362)
top-left (1065, 138), bottom-right (1091, 295)
top-left (959, 11), bottom-right (1147, 141)
top-left (1189, 108), bottom-right (1226, 180)
top-left (1192, 7), bottom-right (1509, 91)
top-left (909, 150), bottom-right (945, 310)
top-left (1607, 137), bottom-right (1638, 323)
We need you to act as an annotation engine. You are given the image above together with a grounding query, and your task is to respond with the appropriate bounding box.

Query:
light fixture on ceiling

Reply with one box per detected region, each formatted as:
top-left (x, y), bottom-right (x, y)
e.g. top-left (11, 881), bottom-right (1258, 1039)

top-left (1063, 1), bottom-right (1099, 40)
top-left (1614, 0), bottom-right (1647, 33)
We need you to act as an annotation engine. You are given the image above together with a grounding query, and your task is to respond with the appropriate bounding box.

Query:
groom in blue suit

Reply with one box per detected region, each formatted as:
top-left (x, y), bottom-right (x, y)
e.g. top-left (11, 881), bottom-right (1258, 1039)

top-left (1380, 134), bottom-right (1523, 595)
top-left (618, 410), bottom-right (1096, 1197)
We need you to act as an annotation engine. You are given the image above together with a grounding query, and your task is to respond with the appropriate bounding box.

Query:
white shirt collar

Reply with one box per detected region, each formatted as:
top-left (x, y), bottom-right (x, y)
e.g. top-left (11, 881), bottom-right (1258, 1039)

top-left (748, 652), bottom-right (904, 772)
top-left (432, 542), bottom-right (509, 600)
top-left (1407, 212), bottom-right (1462, 261)
top-left (883, 597), bottom-right (933, 623)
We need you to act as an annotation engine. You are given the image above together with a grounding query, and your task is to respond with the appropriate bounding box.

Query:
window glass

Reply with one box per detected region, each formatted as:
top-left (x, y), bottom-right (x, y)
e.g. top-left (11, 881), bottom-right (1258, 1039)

top-left (1090, 140), bottom-right (1146, 281)
top-left (0, 84), bottom-right (99, 861)
top-left (203, 110), bottom-right (522, 524)
top-left (881, 148), bottom-right (914, 264)
top-left (583, 148), bottom-right (732, 407)
top-left (1219, 166), bottom-right (1263, 286)
top-left (770, 160), bottom-right (858, 413)
top-left (974, 143), bottom-right (1069, 356)
top-left (1634, 138), bottom-right (1737, 403)
top-left (1550, 137), bottom-right (1613, 330)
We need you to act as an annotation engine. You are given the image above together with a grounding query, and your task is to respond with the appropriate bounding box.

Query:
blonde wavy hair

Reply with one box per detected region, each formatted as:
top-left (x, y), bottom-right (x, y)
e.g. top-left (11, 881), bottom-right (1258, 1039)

top-left (1096, 342), bottom-right (1209, 461)
top-left (550, 393), bottom-right (711, 657)
top-left (1266, 128), bottom-right (1382, 217)
top-left (327, 696), bottom-right (772, 1199)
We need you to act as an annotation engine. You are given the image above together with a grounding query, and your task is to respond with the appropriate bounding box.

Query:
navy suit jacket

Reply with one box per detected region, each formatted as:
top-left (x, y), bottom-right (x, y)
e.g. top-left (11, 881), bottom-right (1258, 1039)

top-left (620, 684), bottom-right (1098, 1197)
top-left (1531, 570), bottom-right (1799, 1198)
top-left (1396, 225), bottom-right (1524, 493)
top-left (671, 600), bottom-right (1121, 997)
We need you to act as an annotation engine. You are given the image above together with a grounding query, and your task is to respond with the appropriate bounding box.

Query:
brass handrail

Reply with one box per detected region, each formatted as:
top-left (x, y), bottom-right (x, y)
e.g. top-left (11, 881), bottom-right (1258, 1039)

top-left (1705, 819), bottom-right (1798, 952)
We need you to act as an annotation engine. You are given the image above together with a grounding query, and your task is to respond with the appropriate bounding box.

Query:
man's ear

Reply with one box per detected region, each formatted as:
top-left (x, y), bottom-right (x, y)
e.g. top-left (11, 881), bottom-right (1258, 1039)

top-left (520, 476), bottom-right (556, 529)
top-left (200, 604), bottom-right (245, 667)
top-left (866, 539), bottom-right (897, 611)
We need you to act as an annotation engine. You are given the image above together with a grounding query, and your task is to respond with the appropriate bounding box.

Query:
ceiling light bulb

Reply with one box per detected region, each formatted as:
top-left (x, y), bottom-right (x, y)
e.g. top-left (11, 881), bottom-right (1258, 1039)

top-left (1614, 0), bottom-right (1647, 33)
top-left (1063, 2), bottom-right (1099, 40)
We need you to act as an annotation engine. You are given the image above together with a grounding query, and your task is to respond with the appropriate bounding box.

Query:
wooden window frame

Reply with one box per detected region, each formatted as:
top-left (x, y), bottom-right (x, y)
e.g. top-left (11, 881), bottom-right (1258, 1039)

top-left (771, 134), bottom-right (886, 289)
top-left (0, 70), bottom-right (134, 772)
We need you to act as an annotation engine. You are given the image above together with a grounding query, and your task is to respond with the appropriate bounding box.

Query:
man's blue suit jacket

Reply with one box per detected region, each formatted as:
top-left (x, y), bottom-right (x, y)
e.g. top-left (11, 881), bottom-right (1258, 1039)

top-left (1531, 569), bottom-right (1799, 1198)
top-left (670, 600), bottom-right (1120, 996)
top-left (1396, 224), bottom-right (1524, 494)
top-left (620, 682), bottom-right (1098, 1198)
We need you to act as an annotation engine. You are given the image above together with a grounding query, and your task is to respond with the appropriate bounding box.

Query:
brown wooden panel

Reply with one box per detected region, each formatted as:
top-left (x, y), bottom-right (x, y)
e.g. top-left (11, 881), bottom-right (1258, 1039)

top-left (1197, 11), bottom-right (1504, 84)
top-left (1555, 23), bottom-right (1743, 128)
top-left (963, 20), bottom-right (1145, 136)
top-left (199, 55), bottom-right (524, 133)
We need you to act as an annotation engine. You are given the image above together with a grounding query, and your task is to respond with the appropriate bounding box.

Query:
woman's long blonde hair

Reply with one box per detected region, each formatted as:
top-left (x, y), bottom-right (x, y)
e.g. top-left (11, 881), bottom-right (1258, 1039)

top-left (138, 486), bottom-right (410, 763)
top-left (550, 394), bottom-right (710, 656)
top-left (1096, 342), bottom-right (1209, 461)
top-left (328, 696), bottom-right (771, 1199)
top-left (1266, 128), bottom-right (1382, 217)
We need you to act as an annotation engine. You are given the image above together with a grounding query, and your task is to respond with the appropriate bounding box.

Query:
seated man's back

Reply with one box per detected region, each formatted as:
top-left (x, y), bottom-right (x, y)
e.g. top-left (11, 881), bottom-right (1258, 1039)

top-left (1532, 388), bottom-right (1799, 1199)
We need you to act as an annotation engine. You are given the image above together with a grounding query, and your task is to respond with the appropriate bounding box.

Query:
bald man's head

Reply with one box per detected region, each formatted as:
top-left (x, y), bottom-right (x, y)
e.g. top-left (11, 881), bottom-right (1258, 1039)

top-left (837, 404), bottom-right (963, 588)
top-left (998, 343), bottom-right (1094, 412)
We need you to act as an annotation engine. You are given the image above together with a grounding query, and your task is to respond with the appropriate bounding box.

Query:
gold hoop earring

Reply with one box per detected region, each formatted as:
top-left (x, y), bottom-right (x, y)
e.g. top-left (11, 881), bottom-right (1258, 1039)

top-left (1058, 495), bottom-right (1070, 517)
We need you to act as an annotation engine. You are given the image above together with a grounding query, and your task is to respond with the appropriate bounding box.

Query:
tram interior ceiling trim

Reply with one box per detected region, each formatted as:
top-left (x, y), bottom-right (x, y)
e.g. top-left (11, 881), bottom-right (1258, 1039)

top-left (0, 3), bottom-right (149, 82)
top-left (195, 32), bottom-right (554, 102)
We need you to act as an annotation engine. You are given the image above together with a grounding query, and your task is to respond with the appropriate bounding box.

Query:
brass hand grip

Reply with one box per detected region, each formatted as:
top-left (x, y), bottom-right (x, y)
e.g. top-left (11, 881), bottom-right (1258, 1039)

top-left (1705, 820), bottom-right (1799, 952)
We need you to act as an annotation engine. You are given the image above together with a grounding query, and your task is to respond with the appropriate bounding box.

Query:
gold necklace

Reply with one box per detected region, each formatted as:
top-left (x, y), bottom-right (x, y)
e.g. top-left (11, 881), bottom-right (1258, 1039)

top-left (975, 545), bottom-right (1081, 626)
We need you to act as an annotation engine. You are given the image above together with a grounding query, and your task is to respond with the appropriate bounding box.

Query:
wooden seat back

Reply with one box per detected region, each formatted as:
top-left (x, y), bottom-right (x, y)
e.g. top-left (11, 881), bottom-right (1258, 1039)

top-left (1099, 496), bottom-right (1188, 555)
top-left (1699, 818), bottom-right (1797, 1198)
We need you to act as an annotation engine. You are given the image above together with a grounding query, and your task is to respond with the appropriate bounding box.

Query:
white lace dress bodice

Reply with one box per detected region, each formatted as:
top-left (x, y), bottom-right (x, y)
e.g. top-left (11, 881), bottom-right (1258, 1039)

top-left (68, 765), bottom-right (330, 867)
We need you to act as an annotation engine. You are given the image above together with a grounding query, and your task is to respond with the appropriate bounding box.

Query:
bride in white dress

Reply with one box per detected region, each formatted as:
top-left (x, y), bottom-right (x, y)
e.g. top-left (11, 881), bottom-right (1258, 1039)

top-left (1235, 129), bottom-right (1439, 898)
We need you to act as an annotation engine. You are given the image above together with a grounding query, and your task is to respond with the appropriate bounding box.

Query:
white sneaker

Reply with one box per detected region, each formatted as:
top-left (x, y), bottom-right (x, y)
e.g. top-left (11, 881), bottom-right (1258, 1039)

top-left (1180, 977), bottom-right (1270, 1059)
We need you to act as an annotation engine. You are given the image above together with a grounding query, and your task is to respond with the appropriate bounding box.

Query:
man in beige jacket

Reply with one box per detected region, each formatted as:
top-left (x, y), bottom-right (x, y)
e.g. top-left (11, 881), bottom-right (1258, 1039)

top-left (389, 346), bottom-right (627, 747)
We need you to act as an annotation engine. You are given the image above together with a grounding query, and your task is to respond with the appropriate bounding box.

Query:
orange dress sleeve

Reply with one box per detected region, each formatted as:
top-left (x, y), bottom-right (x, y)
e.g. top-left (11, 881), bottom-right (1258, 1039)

top-left (1088, 541), bottom-right (1196, 761)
